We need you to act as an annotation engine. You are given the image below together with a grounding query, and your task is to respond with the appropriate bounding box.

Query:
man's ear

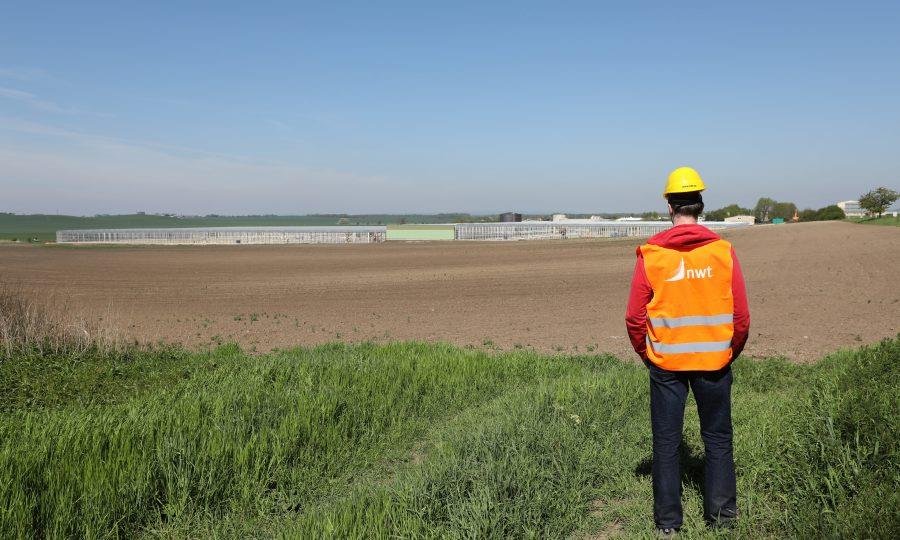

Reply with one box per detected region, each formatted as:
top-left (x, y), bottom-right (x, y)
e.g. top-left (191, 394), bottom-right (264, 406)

top-left (667, 203), bottom-right (673, 215)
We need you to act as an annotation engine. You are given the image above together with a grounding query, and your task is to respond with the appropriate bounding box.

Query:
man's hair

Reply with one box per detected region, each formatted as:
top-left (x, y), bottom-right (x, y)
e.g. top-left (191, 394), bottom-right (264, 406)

top-left (667, 192), bottom-right (704, 218)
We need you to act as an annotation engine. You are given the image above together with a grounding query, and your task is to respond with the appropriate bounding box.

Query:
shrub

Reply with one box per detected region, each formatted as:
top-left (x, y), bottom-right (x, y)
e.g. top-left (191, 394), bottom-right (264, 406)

top-left (798, 204), bottom-right (846, 222)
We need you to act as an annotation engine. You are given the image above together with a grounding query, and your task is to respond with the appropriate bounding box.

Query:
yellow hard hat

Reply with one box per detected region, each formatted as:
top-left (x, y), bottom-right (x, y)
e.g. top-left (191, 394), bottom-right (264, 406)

top-left (664, 166), bottom-right (706, 198)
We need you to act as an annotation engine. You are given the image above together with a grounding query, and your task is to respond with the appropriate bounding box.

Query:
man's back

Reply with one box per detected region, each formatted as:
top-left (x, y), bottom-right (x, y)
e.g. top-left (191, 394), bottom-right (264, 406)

top-left (625, 224), bottom-right (749, 370)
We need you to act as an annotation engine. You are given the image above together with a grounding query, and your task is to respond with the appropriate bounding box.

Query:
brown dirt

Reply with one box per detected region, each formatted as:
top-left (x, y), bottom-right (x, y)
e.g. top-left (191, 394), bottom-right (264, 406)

top-left (1, 221), bottom-right (897, 361)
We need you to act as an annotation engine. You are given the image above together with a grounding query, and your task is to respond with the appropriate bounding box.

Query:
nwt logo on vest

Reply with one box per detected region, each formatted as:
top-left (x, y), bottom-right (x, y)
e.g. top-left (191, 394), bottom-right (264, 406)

top-left (665, 258), bottom-right (713, 282)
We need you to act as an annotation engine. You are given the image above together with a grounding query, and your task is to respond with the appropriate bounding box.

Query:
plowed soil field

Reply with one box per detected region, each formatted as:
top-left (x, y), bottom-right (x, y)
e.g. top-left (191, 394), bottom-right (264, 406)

top-left (1, 221), bottom-right (897, 361)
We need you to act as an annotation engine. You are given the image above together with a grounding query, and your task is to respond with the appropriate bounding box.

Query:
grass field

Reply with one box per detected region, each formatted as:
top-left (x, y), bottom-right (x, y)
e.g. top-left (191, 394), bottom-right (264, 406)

top-left (0, 213), bottom-right (490, 242)
top-left (848, 215), bottom-right (900, 226)
top-left (2, 303), bottom-right (897, 538)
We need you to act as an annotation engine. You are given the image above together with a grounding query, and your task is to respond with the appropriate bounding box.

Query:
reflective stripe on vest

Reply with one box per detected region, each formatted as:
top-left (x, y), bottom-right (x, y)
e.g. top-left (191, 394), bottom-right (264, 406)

top-left (646, 335), bottom-right (732, 354)
top-left (648, 313), bottom-right (734, 328)
top-left (640, 238), bottom-right (735, 371)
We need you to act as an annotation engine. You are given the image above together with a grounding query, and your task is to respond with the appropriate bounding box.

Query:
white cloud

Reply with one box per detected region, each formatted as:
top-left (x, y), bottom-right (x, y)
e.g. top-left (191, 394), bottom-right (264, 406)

top-left (0, 85), bottom-right (93, 116)
top-left (0, 86), bottom-right (74, 114)
top-left (0, 67), bottom-right (59, 83)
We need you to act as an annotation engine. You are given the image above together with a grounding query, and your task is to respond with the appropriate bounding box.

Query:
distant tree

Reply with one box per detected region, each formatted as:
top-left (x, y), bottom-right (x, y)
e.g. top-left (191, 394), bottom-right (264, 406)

top-left (798, 205), bottom-right (845, 221)
top-left (337, 217), bottom-right (349, 225)
top-left (772, 201), bottom-right (798, 221)
top-left (816, 205), bottom-right (846, 221)
top-left (753, 197), bottom-right (777, 223)
top-left (859, 187), bottom-right (899, 218)
top-left (705, 203), bottom-right (752, 221)
top-left (641, 211), bottom-right (663, 220)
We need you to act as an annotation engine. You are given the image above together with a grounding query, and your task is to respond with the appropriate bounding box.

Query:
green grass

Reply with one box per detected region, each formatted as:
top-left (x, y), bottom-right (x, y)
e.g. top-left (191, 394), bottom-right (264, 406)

top-left (847, 215), bottom-right (900, 226)
top-left (0, 213), bottom-right (493, 242)
top-left (1, 339), bottom-right (897, 538)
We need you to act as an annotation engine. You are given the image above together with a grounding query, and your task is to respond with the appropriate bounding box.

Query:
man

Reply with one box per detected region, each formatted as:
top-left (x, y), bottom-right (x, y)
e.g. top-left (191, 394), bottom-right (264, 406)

top-left (625, 166), bottom-right (750, 535)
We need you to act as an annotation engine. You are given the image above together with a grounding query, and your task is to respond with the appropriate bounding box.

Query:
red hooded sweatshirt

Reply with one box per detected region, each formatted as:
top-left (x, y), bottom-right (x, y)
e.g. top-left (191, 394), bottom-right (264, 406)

top-left (625, 224), bottom-right (750, 364)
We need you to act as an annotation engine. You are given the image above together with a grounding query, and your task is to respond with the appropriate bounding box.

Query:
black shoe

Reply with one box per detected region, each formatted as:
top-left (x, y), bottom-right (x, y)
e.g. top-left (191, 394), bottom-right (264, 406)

top-left (656, 527), bottom-right (679, 538)
top-left (706, 509), bottom-right (738, 530)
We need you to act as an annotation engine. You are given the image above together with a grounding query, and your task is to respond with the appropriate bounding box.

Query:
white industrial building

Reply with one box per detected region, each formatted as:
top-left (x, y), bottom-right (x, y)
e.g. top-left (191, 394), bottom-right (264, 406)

top-left (836, 200), bottom-right (865, 217)
top-left (724, 215), bottom-right (756, 224)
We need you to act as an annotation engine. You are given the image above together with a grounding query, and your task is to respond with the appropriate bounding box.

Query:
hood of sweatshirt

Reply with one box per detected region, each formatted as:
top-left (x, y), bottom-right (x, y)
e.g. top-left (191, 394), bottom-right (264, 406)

top-left (645, 223), bottom-right (721, 251)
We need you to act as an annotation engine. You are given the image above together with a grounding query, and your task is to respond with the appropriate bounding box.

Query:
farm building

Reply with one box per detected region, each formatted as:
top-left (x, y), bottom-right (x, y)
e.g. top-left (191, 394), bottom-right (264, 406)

top-left (836, 200), bottom-right (865, 217)
top-left (56, 226), bottom-right (386, 245)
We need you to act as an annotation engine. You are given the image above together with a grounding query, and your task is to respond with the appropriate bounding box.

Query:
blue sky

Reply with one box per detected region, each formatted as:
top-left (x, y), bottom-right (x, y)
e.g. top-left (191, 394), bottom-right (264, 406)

top-left (1, 1), bottom-right (898, 215)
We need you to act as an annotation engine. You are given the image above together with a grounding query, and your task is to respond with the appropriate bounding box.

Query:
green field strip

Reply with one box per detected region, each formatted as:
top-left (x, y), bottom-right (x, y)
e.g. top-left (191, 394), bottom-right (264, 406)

top-left (2, 338), bottom-right (898, 538)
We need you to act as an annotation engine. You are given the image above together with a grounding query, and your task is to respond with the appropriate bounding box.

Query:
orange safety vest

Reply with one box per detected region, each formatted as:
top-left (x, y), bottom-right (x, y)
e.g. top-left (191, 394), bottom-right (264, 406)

top-left (640, 239), bottom-right (735, 371)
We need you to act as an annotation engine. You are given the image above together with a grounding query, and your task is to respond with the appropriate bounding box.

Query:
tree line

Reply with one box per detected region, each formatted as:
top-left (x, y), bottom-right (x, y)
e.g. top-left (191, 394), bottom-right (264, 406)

top-left (704, 187), bottom-right (897, 223)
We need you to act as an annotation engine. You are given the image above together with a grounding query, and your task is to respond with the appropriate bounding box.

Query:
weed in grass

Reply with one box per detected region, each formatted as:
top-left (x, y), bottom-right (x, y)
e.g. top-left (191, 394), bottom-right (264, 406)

top-left (0, 285), bottom-right (124, 360)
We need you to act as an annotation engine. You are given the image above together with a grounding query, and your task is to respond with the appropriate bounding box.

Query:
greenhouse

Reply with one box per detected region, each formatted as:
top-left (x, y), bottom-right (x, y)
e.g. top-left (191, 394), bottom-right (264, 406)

top-left (56, 221), bottom-right (750, 245)
top-left (56, 226), bottom-right (387, 245)
top-left (453, 221), bottom-right (747, 241)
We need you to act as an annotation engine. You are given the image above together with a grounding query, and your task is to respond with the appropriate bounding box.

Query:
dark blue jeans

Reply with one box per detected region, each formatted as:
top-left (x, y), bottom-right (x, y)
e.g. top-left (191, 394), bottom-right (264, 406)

top-left (647, 361), bottom-right (738, 529)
